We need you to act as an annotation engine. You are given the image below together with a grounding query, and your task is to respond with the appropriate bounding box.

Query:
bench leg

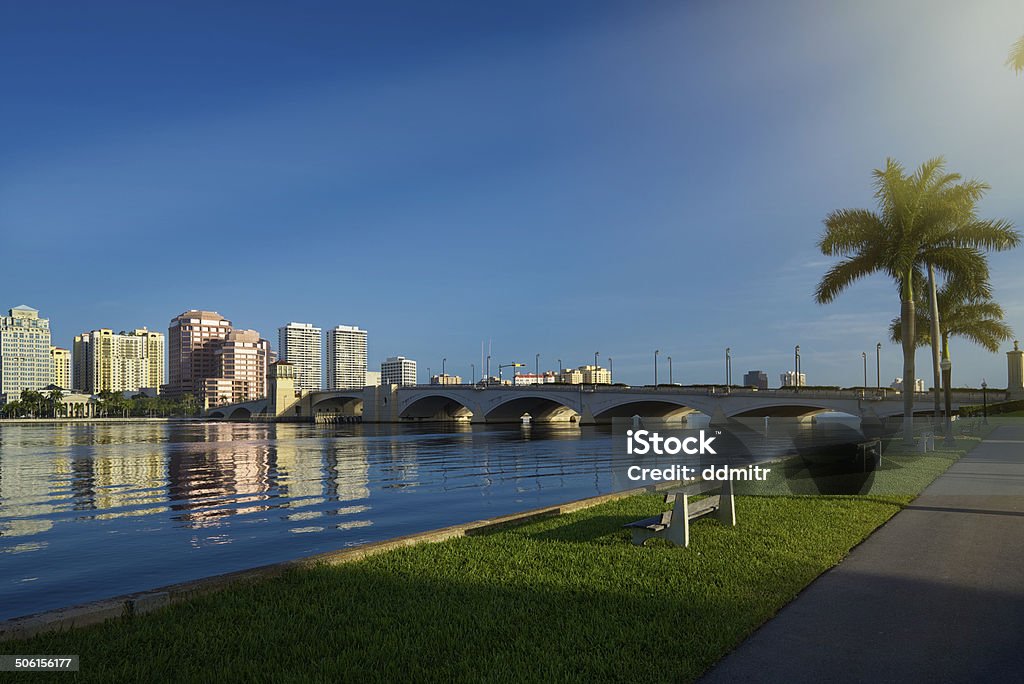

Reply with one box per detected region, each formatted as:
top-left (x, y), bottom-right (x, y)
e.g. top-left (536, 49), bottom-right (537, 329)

top-left (665, 494), bottom-right (690, 547)
top-left (716, 479), bottom-right (736, 527)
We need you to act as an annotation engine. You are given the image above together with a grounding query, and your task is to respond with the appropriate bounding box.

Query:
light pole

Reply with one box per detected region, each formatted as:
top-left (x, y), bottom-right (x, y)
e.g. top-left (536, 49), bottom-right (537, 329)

top-left (499, 362), bottom-right (524, 385)
top-left (862, 351), bottom-right (867, 389)
top-left (442, 357), bottom-right (446, 378)
top-left (876, 342), bottom-right (881, 390)
top-left (557, 359), bottom-right (562, 381)
top-left (654, 349), bottom-right (660, 386)
top-left (941, 357), bottom-right (953, 444)
top-left (486, 355), bottom-right (491, 386)
top-left (668, 356), bottom-right (673, 385)
top-left (982, 379), bottom-right (988, 424)
top-left (725, 347), bottom-right (731, 386)
top-left (608, 357), bottom-right (613, 384)
top-left (471, 363), bottom-right (475, 385)
top-left (536, 353), bottom-right (540, 384)
top-left (794, 345), bottom-right (801, 389)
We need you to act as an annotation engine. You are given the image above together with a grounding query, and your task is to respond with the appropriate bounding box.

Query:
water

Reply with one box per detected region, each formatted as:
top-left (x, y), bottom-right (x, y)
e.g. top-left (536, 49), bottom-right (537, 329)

top-left (0, 421), bottom-right (620, 621)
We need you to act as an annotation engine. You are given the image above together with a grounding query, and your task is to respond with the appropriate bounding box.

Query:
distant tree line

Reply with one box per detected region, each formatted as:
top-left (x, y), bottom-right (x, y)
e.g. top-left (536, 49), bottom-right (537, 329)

top-left (1, 389), bottom-right (200, 418)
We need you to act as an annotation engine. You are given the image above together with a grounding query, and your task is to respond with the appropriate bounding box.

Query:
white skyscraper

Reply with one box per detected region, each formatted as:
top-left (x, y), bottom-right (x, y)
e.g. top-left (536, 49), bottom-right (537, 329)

top-left (278, 322), bottom-right (322, 392)
top-left (381, 356), bottom-right (417, 386)
top-left (1, 305), bottom-right (53, 402)
top-left (326, 325), bottom-right (368, 390)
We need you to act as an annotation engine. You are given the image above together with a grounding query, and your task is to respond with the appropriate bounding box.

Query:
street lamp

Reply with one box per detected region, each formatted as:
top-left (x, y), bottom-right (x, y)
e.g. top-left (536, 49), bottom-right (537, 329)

top-left (442, 357), bottom-right (446, 378)
top-left (876, 342), bottom-right (881, 390)
top-left (608, 357), bottom-right (613, 384)
top-left (668, 356), bottom-right (673, 385)
top-left (982, 379), bottom-right (988, 424)
top-left (725, 347), bottom-right (731, 386)
top-left (499, 362), bottom-right (524, 385)
top-left (862, 351), bottom-right (867, 389)
top-left (471, 363), bottom-right (475, 385)
top-left (486, 355), bottom-right (491, 386)
top-left (941, 357), bottom-right (953, 444)
top-left (794, 345), bottom-right (801, 389)
top-left (654, 349), bottom-right (660, 386)
top-left (536, 353), bottom-right (540, 384)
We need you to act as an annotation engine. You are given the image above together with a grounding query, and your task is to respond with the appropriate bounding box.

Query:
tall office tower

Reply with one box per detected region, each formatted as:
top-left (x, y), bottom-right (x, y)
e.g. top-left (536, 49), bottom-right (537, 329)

top-left (326, 325), bottom-right (368, 390)
top-left (743, 370), bottom-right (769, 390)
top-left (0, 305), bottom-right (53, 402)
top-left (278, 322), bottom-right (322, 392)
top-left (72, 328), bottom-right (165, 394)
top-left (50, 346), bottom-right (71, 389)
top-left (165, 310), bottom-right (232, 398)
top-left (381, 356), bottom-right (417, 386)
top-left (203, 329), bottom-right (271, 408)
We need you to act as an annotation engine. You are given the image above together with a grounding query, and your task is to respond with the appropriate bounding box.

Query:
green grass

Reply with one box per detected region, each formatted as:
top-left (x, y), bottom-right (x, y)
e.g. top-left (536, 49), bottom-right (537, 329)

top-left (3, 437), bottom-right (983, 683)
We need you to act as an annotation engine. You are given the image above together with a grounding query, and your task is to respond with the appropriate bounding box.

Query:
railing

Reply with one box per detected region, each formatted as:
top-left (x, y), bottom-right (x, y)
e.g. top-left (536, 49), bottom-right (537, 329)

top-left (395, 383), bottom-right (984, 403)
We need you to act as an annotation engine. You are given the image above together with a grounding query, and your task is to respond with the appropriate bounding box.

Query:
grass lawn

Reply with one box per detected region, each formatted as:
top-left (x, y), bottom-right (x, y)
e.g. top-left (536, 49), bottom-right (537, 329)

top-left (2, 436), bottom-right (984, 683)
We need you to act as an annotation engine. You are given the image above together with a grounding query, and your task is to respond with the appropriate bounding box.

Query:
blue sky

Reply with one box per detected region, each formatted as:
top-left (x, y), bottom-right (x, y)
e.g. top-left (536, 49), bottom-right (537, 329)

top-left (2, 0), bottom-right (1023, 388)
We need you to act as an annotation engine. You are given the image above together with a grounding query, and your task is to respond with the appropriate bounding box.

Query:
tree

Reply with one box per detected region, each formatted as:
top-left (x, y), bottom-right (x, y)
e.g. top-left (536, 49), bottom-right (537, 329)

top-left (816, 157), bottom-right (1019, 442)
top-left (1008, 35), bottom-right (1024, 74)
top-left (889, 277), bottom-right (1014, 364)
top-left (47, 388), bottom-right (64, 418)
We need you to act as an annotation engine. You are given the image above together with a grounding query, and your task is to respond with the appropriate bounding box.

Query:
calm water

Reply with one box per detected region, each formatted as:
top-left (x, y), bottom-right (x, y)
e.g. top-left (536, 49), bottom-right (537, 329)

top-left (0, 421), bottom-right (620, 620)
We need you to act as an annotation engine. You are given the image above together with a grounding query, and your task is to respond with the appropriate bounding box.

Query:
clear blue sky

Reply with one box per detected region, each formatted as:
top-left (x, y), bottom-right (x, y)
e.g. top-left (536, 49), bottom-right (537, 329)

top-left (2, 0), bottom-right (1022, 387)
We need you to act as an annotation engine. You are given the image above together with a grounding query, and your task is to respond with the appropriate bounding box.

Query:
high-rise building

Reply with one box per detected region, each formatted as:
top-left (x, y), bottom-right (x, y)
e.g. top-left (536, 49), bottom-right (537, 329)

top-left (364, 371), bottom-right (381, 386)
top-left (165, 310), bottom-right (232, 398)
top-left (50, 346), bottom-right (71, 389)
top-left (780, 371), bottom-right (807, 387)
top-left (743, 370), bottom-right (769, 390)
top-left (327, 325), bottom-right (368, 390)
top-left (381, 356), bottom-right (417, 386)
top-left (203, 329), bottom-right (271, 408)
top-left (72, 328), bottom-right (164, 394)
top-left (0, 305), bottom-right (53, 402)
top-left (278, 322), bottom-right (322, 392)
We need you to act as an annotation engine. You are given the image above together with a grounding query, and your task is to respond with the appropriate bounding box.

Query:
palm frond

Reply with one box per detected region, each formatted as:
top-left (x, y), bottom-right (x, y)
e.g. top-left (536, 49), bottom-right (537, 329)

top-left (814, 253), bottom-right (880, 304)
top-left (1007, 35), bottom-right (1024, 74)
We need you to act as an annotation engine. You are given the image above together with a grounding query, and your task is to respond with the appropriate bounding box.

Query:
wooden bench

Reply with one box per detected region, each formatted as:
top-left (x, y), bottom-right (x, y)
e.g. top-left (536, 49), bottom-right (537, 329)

top-left (624, 479), bottom-right (736, 547)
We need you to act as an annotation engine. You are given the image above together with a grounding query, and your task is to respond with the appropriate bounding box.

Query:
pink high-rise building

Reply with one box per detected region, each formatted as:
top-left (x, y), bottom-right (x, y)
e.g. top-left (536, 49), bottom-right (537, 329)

top-left (166, 310), bottom-right (233, 399)
top-left (204, 330), bottom-right (271, 408)
top-left (166, 311), bottom-right (271, 407)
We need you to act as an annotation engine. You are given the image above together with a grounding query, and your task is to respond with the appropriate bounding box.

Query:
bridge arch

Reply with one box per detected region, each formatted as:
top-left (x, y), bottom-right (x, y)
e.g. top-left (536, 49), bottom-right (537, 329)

top-left (311, 394), bottom-right (364, 417)
top-left (591, 399), bottom-right (697, 424)
top-left (400, 392), bottom-right (476, 421)
top-left (227, 407), bottom-right (252, 421)
top-left (482, 395), bottom-right (579, 423)
top-left (727, 403), bottom-right (837, 419)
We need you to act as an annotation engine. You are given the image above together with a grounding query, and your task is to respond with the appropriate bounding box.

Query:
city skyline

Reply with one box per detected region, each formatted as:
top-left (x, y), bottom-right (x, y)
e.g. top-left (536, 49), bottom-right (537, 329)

top-left (3, 1), bottom-right (1023, 388)
top-left (2, 301), bottom-right (1020, 391)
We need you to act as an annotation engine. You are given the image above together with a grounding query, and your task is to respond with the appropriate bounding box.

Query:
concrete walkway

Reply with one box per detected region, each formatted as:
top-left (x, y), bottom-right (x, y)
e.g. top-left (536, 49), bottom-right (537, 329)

top-left (700, 424), bottom-right (1024, 684)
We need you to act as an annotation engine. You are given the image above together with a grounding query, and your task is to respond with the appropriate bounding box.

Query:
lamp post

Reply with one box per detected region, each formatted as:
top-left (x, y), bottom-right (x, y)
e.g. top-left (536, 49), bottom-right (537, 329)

top-left (486, 355), bottom-right (491, 386)
top-left (725, 347), bottom-right (731, 386)
top-left (668, 356), bottom-right (673, 385)
top-left (654, 349), bottom-right (660, 386)
top-left (536, 353), bottom-right (540, 384)
top-left (862, 351), bottom-right (867, 389)
top-left (876, 342), bottom-right (881, 390)
top-left (608, 357), bottom-right (613, 384)
top-left (471, 363), bottom-right (475, 385)
top-left (982, 379), bottom-right (988, 424)
top-left (794, 345), bottom-right (801, 389)
top-left (442, 357), bottom-right (446, 378)
top-left (558, 359), bottom-right (562, 378)
top-left (941, 357), bottom-right (953, 445)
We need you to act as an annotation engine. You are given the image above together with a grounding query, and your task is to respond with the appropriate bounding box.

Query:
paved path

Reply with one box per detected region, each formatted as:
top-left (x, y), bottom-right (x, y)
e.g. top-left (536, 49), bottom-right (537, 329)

top-left (700, 424), bottom-right (1024, 684)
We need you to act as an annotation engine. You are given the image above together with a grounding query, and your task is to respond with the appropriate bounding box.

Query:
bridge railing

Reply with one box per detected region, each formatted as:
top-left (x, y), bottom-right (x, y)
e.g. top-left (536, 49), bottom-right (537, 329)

top-left (396, 383), bottom-right (981, 403)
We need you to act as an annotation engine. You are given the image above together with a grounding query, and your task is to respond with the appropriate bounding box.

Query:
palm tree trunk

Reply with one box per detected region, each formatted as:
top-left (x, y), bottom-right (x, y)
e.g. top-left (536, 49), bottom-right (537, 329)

top-left (928, 265), bottom-right (942, 426)
top-left (901, 276), bottom-right (916, 443)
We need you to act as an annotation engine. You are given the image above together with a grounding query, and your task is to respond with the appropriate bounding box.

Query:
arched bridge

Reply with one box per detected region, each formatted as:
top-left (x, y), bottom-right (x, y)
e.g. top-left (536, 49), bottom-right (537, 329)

top-left (206, 384), bottom-right (987, 425)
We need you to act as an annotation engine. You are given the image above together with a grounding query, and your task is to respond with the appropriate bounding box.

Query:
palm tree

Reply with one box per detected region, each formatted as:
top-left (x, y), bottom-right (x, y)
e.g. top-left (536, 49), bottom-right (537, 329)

top-left (48, 387), bottom-right (65, 418)
top-left (816, 157), bottom-right (1019, 442)
top-left (1008, 35), bottom-right (1024, 74)
top-left (890, 277), bottom-right (1014, 362)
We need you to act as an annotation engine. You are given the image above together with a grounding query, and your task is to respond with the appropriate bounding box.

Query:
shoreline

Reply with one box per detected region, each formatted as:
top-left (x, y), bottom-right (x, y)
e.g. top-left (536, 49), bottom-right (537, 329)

top-left (0, 417), bottom-right (203, 425)
top-left (0, 482), bottom-right (665, 641)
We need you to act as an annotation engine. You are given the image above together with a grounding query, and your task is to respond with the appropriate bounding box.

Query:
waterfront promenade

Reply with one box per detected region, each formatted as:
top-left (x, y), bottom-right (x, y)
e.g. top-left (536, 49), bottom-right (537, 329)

top-left (701, 423), bottom-right (1024, 682)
